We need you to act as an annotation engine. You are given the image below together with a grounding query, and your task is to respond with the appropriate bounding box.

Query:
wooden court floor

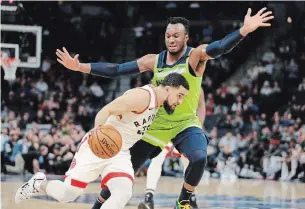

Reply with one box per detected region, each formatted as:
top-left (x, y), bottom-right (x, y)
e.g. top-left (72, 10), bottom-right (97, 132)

top-left (1, 174), bottom-right (305, 209)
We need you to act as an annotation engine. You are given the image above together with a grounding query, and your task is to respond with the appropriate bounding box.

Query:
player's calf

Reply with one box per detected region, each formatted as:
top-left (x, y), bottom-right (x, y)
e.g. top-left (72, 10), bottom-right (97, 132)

top-left (42, 179), bottom-right (84, 203)
top-left (92, 189), bottom-right (110, 209)
top-left (15, 172), bottom-right (85, 204)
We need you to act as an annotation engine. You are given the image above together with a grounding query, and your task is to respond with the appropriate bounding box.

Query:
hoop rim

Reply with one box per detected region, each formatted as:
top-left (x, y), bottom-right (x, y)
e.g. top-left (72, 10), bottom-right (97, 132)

top-left (1, 57), bottom-right (20, 63)
top-left (1, 57), bottom-right (20, 70)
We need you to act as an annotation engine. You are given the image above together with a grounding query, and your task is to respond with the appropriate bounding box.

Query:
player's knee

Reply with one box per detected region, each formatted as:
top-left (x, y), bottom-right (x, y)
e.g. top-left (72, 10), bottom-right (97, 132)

top-left (57, 184), bottom-right (83, 203)
top-left (183, 150), bottom-right (207, 186)
top-left (46, 180), bottom-right (83, 203)
top-left (188, 149), bottom-right (207, 166)
top-left (59, 186), bottom-right (82, 203)
top-left (99, 188), bottom-right (111, 201)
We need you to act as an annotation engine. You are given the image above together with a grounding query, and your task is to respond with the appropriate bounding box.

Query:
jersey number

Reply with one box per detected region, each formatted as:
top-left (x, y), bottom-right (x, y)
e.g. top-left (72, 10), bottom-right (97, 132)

top-left (137, 125), bottom-right (150, 135)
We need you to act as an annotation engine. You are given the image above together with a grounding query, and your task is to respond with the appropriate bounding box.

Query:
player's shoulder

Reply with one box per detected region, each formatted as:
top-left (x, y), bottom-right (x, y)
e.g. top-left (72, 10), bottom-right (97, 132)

top-left (137, 85), bottom-right (155, 96)
top-left (124, 86), bottom-right (151, 98)
top-left (189, 44), bottom-right (210, 62)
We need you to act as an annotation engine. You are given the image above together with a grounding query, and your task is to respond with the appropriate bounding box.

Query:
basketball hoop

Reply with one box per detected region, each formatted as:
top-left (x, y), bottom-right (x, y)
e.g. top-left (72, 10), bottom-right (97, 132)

top-left (1, 53), bottom-right (20, 81)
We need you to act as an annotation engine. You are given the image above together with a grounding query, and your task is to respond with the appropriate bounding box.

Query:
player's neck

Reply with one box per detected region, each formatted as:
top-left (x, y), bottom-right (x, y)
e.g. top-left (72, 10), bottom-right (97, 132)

top-left (167, 45), bottom-right (187, 63)
top-left (155, 86), bottom-right (165, 107)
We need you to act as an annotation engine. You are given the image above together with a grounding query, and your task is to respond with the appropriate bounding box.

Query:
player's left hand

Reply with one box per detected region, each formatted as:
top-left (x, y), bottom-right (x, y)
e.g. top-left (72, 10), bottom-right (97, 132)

top-left (241, 7), bottom-right (274, 35)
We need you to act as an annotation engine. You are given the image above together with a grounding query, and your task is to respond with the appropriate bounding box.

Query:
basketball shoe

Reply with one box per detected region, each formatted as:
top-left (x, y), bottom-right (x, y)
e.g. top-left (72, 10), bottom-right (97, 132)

top-left (190, 194), bottom-right (198, 208)
top-left (174, 199), bottom-right (191, 209)
top-left (15, 172), bottom-right (46, 204)
top-left (138, 192), bottom-right (154, 209)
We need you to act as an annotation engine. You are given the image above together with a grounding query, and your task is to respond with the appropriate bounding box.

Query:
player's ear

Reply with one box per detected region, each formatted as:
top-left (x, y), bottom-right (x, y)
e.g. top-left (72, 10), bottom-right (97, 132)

top-left (164, 86), bottom-right (170, 94)
top-left (185, 34), bottom-right (189, 42)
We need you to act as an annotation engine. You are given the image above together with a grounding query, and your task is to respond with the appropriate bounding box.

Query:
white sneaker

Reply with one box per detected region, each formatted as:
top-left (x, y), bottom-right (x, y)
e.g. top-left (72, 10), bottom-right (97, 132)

top-left (15, 172), bottom-right (46, 204)
top-left (240, 166), bottom-right (249, 178)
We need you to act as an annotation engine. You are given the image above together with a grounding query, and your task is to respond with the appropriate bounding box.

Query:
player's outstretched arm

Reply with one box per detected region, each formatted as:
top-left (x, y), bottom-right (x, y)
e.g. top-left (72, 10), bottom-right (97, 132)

top-left (190, 7), bottom-right (274, 70)
top-left (94, 88), bottom-right (151, 127)
top-left (56, 47), bottom-right (156, 78)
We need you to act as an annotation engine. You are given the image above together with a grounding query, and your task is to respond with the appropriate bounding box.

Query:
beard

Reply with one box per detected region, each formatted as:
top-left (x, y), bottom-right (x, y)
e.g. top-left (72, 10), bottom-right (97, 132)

top-left (163, 99), bottom-right (174, 115)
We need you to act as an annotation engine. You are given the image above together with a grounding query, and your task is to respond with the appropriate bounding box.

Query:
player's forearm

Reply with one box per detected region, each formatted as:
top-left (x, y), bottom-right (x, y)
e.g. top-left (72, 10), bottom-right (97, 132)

top-left (205, 28), bottom-right (245, 59)
top-left (94, 109), bottom-right (110, 127)
top-left (77, 63), bottom-right (91, 73)
top-left (80, 61), bottom-right (140, 78)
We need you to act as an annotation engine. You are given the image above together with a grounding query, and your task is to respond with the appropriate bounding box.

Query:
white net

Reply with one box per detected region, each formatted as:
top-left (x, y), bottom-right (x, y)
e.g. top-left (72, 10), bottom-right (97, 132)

top-left (1, 52), bottom-right (20, 81)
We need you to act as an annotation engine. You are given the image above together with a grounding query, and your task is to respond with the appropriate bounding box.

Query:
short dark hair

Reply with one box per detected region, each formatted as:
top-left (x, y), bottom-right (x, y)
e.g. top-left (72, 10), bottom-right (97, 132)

top-left (167, 17), bottom-right (190, 34)
top-left (160, 73), bottom-right (189, 90)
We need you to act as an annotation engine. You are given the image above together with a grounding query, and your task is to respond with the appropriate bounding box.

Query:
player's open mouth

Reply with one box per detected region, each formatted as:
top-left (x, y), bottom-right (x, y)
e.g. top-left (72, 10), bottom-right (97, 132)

top-left (169, 46), bottom-right (177, 50)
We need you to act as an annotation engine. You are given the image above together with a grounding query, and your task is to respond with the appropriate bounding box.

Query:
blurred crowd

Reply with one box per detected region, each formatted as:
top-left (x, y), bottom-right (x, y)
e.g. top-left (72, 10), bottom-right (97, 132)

top-left (1, 65), bottom-right (110, 175)
top-left (1, 1), bottom-right (305, 183)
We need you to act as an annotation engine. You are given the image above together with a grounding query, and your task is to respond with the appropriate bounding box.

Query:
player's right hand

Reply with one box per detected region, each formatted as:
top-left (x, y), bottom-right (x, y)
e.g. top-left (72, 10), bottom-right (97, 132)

top-left (56, 47), bottom-right (80, 71)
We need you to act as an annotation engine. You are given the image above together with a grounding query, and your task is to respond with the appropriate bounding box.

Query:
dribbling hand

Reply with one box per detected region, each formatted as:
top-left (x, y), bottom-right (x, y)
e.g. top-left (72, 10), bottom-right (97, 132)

top-left (56, 47), bottom-right (80, 71)
top-left (241, 7), bottom-right (274, 36)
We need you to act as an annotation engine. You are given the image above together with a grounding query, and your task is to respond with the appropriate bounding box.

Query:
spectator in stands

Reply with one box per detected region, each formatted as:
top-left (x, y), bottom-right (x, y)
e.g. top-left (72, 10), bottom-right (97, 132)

top-left (231, 95), bottom-right (243, 113)
top-left (280, 139), bottom-right (300, 181)
top-left (262, 47), bottom-right (276, 63)
top-left (206, 127), bottom-right (219, 172)
top-left (247, 63), bottom-right (262, 82)
top-left (35, 77), bottom-right (49, 93)
top-left (262, 138), bottom-right (282, 180)
top-left (90, 82), bottom-right (104, 103)
top-left (260, 81), bottom-right (273, 96)
top-left (240, 131), bottom-right (264, 178)
top-left (217, 132), bottom-right (239, 166)
top-left (297, 130), bottom-right (305, 182)
top-left (205, 93), bottom-right (215, 116)
top-left (298, 78), bottom-right (305, 92)
top-left (2, 128), bottom-right (24, 174)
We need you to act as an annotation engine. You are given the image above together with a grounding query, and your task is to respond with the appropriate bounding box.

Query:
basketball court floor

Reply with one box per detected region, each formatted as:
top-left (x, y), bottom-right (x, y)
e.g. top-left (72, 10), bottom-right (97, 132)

top-left (2, 174), bottom-right (305, 209)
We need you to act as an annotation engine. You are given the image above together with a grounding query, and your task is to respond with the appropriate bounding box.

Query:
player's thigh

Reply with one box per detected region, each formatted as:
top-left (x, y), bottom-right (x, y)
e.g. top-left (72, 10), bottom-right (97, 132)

top-left (172, 127), bottom-right (208, 160)
top-left (65, 133), bottom-right (106, 185)
top-left (129, 140), bottom-right (160, 172)
top-left (101, 151), bottom-right (134, 188)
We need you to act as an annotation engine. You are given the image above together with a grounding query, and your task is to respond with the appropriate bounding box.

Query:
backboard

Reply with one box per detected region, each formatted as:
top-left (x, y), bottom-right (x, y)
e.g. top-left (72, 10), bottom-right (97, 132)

top-left (1, 24), bottom-right (42, 69)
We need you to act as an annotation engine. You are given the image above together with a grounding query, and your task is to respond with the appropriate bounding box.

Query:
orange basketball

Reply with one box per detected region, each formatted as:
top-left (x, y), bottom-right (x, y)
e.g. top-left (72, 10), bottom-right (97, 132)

top-left (88, 125), bottom-right (122, 159)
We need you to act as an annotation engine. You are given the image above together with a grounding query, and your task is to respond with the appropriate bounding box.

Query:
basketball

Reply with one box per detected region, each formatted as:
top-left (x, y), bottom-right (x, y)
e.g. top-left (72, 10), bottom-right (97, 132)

top-left (88, 125), bottom-right (122, 159)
